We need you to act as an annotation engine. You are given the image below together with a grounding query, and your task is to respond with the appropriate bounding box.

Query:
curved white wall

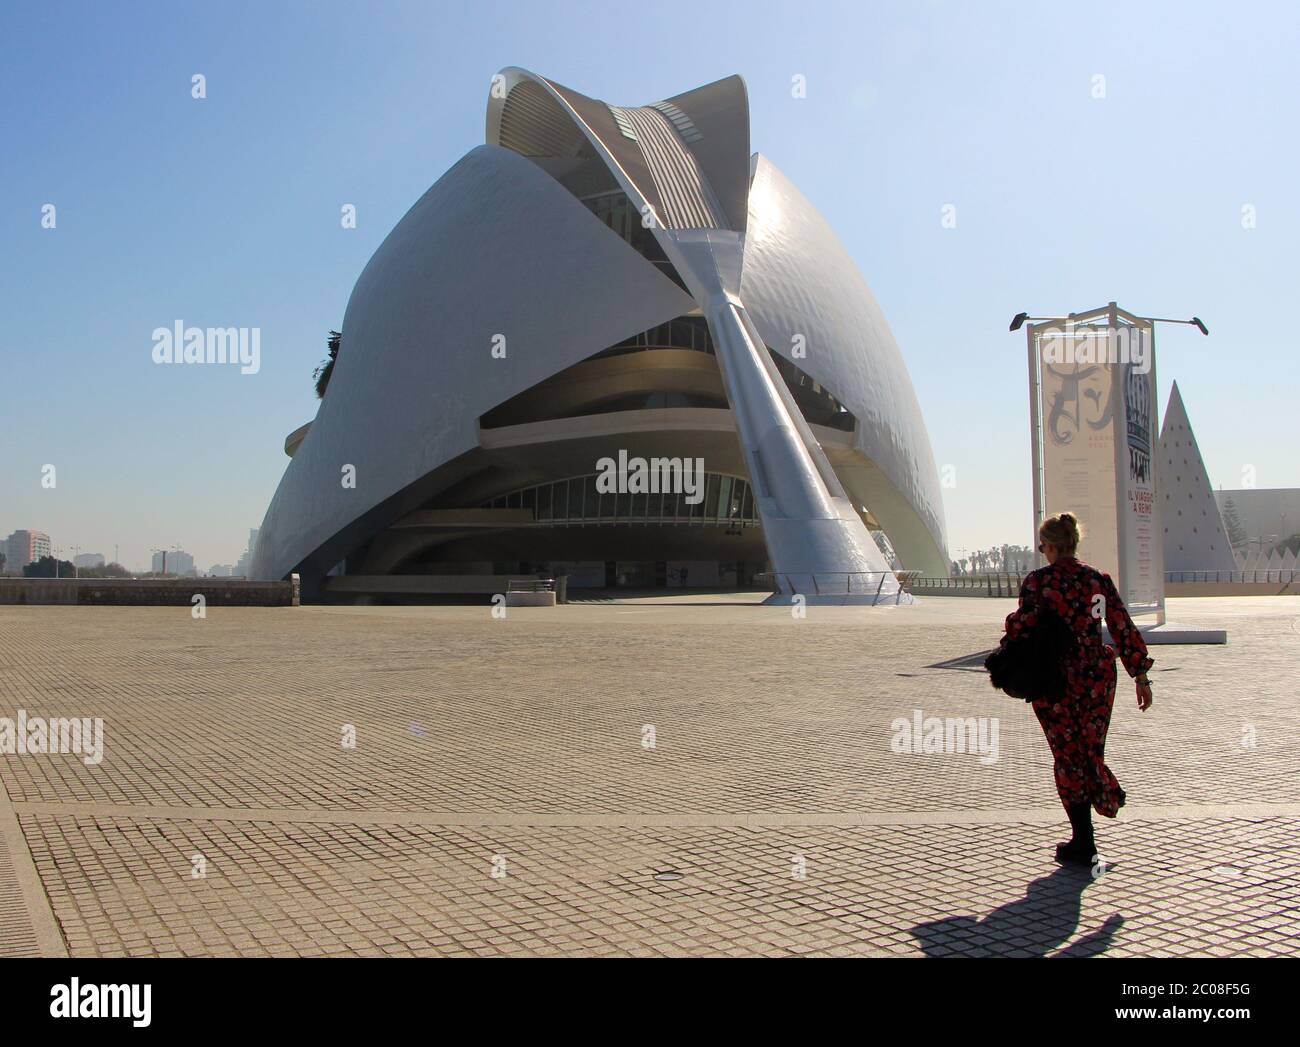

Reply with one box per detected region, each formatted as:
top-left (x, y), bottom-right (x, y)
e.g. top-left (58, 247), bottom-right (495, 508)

top-left (741, 155), bottom-right (949, 573)
top-left (254, 75), bottom-right (951, 583)
top-left (251, 144), bottom-right (694, 579)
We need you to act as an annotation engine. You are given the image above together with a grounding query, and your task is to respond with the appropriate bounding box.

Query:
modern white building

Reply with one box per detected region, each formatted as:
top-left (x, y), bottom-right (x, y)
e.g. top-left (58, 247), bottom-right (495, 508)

top-left (252, 69), bottom-right (949, 602)
top-left (1215, 487), bottom-right (1300, 563)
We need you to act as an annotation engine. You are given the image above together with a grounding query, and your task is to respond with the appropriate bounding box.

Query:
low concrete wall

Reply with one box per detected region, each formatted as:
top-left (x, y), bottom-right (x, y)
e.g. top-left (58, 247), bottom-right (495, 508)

top-left (1166, 581), bottom-right (1297, 598)
top-left (905, 577), bottom-right (1023, 598)
top-left (505, 591), bottom-right (556, 607)
top-left (325, 575), bottom-right (518, 595)
top-left (0, 578), bottom-right (299, 606)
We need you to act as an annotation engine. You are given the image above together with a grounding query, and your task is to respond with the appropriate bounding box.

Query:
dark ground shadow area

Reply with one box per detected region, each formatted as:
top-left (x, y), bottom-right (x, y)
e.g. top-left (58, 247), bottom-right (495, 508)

top-left (926, 650), bottom-right (997, 671)
top-left (911, 864), bottom-right (1124, 957)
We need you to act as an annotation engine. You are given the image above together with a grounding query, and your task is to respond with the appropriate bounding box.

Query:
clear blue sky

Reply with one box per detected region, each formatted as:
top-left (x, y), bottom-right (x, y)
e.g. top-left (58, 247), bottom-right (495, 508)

top-left (3, 0), bottom-right (1296, 570)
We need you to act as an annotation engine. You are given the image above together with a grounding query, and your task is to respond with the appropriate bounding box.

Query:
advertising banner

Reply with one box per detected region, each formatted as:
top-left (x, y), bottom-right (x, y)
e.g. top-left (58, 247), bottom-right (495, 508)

top-left (1030, 313), bottom-right (1165, 620)
top-left (1116, 335), bottom-right (1162, 613)
top-left (1036, 325), bottom-right (1120, 579)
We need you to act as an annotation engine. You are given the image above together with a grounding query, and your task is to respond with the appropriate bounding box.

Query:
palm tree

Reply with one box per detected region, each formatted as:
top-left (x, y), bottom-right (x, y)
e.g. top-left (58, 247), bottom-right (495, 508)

top-left (313, 330), bottom-right (341, 398)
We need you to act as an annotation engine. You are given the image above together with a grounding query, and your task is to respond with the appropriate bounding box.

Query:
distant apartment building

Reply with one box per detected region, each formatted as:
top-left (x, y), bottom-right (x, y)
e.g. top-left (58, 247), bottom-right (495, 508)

top-left (73, 552), bottom-right (106, 569)
top-left (151, 549), bottom-right (196, 576)
top-left (4, 530), bottom-right (53, 572)
top-left (207, 564), bottom-right (235, 577)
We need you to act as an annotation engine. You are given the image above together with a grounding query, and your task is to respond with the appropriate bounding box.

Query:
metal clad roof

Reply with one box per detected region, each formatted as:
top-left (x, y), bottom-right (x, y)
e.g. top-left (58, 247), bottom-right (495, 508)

top-left (498, 80), bottom-right (582, 157)
top-left (620, 107), bottom-right (723, 230)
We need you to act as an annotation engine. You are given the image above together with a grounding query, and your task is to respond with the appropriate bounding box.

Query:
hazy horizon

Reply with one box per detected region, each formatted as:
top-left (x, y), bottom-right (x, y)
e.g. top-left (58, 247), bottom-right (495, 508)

top-left (4, 0), bottom-right (1297, 572)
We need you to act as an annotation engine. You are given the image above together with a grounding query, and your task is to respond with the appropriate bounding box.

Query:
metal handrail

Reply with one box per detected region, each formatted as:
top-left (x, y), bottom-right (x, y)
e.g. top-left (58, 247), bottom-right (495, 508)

top-left (507, 578), bottom-right (555, 593)
top-left (905, 569), bottom-right (1298, 589)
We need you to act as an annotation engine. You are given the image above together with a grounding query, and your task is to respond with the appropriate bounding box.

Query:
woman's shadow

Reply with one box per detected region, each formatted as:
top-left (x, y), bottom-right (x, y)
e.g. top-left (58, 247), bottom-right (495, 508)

top-left (910, 865), bottom-right (1124, 957)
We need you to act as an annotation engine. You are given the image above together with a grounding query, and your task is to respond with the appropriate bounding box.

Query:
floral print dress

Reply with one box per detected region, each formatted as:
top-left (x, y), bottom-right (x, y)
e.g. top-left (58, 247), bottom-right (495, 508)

top-left (1001, 556), bottom-right (1153, 818)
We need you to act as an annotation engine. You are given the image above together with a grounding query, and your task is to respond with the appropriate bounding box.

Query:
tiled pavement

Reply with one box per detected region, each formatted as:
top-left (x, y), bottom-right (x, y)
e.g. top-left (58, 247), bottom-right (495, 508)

top-left (1, 596), bottom-right (1297, 956)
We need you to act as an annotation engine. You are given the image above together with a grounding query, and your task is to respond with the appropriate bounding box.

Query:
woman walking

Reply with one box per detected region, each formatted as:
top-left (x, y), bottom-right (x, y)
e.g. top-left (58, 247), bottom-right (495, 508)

top-left (999, 512), bottom-right (1154, 865)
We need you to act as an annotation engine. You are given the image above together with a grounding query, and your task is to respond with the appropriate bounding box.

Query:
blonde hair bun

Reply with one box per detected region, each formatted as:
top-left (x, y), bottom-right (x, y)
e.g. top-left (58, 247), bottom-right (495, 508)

top-left (1040, 512), bottom-right (1081, 555)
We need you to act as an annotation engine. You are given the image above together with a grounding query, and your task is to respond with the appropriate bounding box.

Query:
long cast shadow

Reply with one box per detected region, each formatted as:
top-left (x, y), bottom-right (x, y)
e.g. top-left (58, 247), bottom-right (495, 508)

top-left (910, 864), bottom-right (1124, 957)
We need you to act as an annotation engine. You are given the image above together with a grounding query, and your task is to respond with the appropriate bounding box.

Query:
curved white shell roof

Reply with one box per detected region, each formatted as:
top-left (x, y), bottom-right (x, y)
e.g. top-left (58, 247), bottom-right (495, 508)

top-left (250, 144), bottom-right (694, 580)
top-left (742, 155), bottom-right (948, 571)
top-left (252, 69), bottom-right (949, 582)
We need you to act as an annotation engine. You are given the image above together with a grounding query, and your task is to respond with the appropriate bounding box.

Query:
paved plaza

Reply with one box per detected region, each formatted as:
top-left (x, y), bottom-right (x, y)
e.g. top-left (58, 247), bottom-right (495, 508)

top-left (0, 595), bottom-right (1297, 957)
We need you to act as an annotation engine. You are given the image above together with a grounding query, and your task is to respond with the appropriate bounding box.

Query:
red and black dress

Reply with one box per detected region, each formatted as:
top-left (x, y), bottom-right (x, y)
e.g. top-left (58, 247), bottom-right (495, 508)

top-left (1001, 557), bottom-right (1153, 818)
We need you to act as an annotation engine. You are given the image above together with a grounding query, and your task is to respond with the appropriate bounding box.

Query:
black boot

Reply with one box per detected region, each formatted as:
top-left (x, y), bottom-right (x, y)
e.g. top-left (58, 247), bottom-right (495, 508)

top-left (1055, 802), bottom-right (1096, 866)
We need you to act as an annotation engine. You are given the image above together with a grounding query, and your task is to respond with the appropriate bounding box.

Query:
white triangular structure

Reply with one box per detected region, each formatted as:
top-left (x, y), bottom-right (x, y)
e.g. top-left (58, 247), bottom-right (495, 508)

top-left (1266, 549), bottom-right (1285, 579)
top-left (1159, 382), bottom-right (1237, 573)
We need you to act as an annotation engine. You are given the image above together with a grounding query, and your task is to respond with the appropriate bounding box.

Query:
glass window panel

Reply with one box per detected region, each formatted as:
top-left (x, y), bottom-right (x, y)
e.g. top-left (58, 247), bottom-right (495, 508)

top-left (616, 490), bottom-right (631, 519)
top-left (585, 475), bottom-right (601, 519)
top-left (536, 484), bottom-right (552, 520)
top-left (741, 483), bottom-right (754, 521)
top-left (631, 491), bottom-right (647, 519)
top-left (704, 474), bottom-right (720, 520)
top-left (717, 475), bottom-right (733, 519)
top-left (508, 490), bottom-right (521, 509)
top-left (521, 487), bottom-right (536, 511)
top-left (646, 491), bottom-right (662, 520)
top-left (568, 479), bottom-right (584, 519)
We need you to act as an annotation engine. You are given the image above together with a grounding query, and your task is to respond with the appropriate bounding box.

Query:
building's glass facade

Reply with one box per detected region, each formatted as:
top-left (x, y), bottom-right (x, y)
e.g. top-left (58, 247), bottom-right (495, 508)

top-left (581, 190), bottom-right (681, 285)
top-left (482, 471), bottom-right (759, 528)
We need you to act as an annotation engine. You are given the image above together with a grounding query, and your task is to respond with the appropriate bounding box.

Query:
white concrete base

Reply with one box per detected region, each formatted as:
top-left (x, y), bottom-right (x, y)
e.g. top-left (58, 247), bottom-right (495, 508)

top-left (763, 591), bottom-right (916, 607)
top-left (1104, 622), bottom-right (1227, 645)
